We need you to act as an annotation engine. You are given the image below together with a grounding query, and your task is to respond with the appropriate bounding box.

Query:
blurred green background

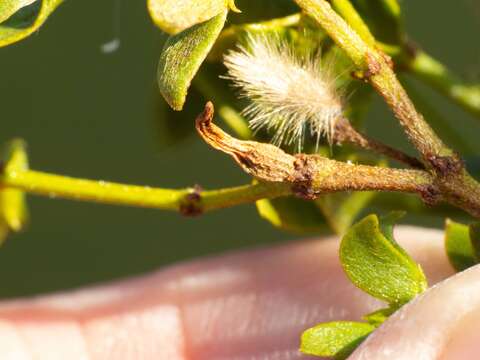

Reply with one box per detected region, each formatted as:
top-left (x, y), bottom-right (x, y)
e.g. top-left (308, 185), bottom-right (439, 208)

top-left (0, 0), bottom-right (478, 298)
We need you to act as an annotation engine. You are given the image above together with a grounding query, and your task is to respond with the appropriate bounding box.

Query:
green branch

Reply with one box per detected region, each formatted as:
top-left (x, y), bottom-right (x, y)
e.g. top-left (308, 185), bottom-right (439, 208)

top-left (1, 168), bottom-right (290, 215)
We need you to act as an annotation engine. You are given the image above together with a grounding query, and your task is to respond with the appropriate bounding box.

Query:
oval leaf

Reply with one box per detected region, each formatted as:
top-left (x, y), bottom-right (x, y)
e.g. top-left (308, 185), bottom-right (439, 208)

top-left (157, 10), bottom-right (228, 111)
top-left (256, 196), bottom-right (327, 233)
top-left (148, 0), bottom-right (236, 34)
top-left (340, 214), bottom-right (427, 306)
top-left (445, 219), bottom-right (477, 272)
top-left (0, 0), bottom-right (63, 48)
top-left (301, 321), bottom-right (374, 359)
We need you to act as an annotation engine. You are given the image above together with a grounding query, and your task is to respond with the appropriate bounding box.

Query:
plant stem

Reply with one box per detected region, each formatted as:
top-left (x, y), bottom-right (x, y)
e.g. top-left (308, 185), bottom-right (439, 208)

top-left (334, 117), bottom-right (424, 169)
top-left (328, 0), bottom-right (480, 120)
top-left (295, 0), bottom-right (449, 161)
top-left (196, 102), bottom-right (436, 200)
top-left (329, 0), bottom-right (376, 47)
top-left (269, 1), bottom-right (480, 218)
top-left (1, 168), bottom-right (290, 215)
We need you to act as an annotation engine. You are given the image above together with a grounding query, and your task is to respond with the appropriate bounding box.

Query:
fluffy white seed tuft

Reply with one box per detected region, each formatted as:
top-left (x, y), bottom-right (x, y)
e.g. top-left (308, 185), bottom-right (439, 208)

top-left (223, 34), bottom-right (344, 152)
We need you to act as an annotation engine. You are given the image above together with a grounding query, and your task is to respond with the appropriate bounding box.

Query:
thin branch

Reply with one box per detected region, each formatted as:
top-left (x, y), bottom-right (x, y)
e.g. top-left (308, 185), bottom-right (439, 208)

top-left (1, 168), bottom-right (290, 216)
top-left (334, 117), bottom-right (425, 169)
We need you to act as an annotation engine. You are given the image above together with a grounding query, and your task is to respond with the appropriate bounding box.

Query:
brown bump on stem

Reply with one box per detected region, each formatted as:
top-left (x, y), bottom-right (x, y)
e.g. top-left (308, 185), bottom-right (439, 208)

top-left (365, 52), bottom-right (382, 78)
top-left (291, 154), bottom-right (316, 199)
top-left (418, 184), bottom-right (442, 206)
top-left (180, 185), bottom-right (204, 217)
top-left (426, 154), bottom-right (464, 177)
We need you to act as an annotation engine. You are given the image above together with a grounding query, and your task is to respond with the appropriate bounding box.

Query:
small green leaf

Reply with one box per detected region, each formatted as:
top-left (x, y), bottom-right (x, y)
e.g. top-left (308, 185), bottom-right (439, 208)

top-left (256, 196), bottom-right (327, 234)
top-left (363, 307), bottom-right (395, 326)
top-left (469, 223), bottom-right (480, 262)
top-left (0, 0), bottom-right (63, 48)
top-left (157, 11), bottom-right (228, 111)
top-left (301, 321), bottom-right (374, 359)
top-left (445, 219), bottom-right (477, 272)
top-left (340, 214), bottom-right (427, 306)
top-left (147, 0), bottom-right (237, 34)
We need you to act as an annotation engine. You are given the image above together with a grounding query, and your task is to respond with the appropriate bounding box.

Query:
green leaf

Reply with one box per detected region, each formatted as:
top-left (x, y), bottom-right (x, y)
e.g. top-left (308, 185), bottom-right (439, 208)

top-left (0, 0), bottom-right (63, 48)
top-left (256, 196), bottom-right (327, 234)
top-left (469, 223), bottom-right (480, 262)
top-left (157, 11), bottom-right (228, 111)
top-left (0, 0), bottom-right (36, 23)
top-left (301, 321), bottom-right (374, 359)
top-left (363, 307), bottom-right (395, 326)
top-left (445, 219), bottom-right (477, 272)
top-left (0, 139), bottom-right (29, 242)
top-left (340, 213), bottom-right (427, 306)
top-left (147, 0), bottom-right (237, 34)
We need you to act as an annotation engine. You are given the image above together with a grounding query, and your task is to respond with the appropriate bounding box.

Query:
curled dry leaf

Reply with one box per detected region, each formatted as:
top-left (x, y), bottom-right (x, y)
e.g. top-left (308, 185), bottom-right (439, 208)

top-left (195, 102), bottom-right (437, 200)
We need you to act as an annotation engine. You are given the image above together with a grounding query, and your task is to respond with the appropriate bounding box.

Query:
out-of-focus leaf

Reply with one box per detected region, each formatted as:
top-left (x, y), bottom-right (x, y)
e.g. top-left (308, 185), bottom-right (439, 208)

top-left (232, 0), bottom-right (298, 24)
top-left (208, 14), bottom-right (322, 62)
top-left (469, 222), bottom-right (480, 262)
top-left (445, 219), bottom-right (477, 272)
top-left (316, 191), bottom-right (376, 235)
top-left (402, 79), bottom-right (475, 155)
top-left (0, 0), bottom-right (63, 48)
top-left (147, 0), bottom-right (237, 34)
top-left (301, 321), bottom-right (374, 359)
top-left (256, 196), bottom-right (327, 233)
top-left (157, 11), bottom-right (228, 111)
top-left (350, 0), bottom-right (402, 46)
top-left (0, 139), bottom-right (29, 244)
top-left (0, 0), bottom-right (36, 23)
top-left (193, 68), bottom-right (251, 139)
top-left (340, 213), bottom-right (427, 306)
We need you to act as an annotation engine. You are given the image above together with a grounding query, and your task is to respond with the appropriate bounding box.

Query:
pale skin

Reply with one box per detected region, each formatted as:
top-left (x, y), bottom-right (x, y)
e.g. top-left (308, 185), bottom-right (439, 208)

top-left (0, 227), bottom-right (478, 359)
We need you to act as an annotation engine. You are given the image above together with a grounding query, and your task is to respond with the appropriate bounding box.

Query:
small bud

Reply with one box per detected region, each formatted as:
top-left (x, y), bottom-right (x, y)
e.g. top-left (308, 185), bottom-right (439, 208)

top-left (224, 34), bottom-right (344, 152)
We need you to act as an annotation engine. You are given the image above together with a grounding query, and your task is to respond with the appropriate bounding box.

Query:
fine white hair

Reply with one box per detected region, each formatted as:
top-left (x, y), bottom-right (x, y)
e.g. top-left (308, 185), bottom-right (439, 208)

top-left (223, 33), bottom-right (344, 152)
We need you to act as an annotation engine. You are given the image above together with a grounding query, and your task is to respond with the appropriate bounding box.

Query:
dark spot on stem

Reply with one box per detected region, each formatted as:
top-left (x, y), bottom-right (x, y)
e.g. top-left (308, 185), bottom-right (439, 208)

top-left (180, 185), bottom-right (204, 217)
top-left (291, 155), bottom-right (316, 200)
top-left (427, 154), bottom-right (464, 177)
top-left (419, 184), bottom-right (442, 206)
top-left (365, 53), bottom-right (382, 77)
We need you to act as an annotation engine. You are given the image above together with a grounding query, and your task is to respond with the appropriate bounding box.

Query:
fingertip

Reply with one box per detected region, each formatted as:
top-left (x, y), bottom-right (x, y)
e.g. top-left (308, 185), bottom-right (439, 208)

top-left (350, 265), bottom-right (480, 360)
